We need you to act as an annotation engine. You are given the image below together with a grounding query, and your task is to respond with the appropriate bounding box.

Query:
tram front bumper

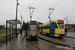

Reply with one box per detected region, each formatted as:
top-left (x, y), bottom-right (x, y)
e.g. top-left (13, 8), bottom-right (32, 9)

top-left (29, 33), bottom-right (38, 38)
top-left (59, 34), bottom-right (65, 37)
top-left (55, 34), bottom-right (65, 37)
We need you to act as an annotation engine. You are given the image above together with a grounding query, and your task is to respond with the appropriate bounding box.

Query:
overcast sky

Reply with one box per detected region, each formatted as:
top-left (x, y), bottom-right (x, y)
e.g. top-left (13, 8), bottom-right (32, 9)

top-left (0, 0), bottom-right (75, 25)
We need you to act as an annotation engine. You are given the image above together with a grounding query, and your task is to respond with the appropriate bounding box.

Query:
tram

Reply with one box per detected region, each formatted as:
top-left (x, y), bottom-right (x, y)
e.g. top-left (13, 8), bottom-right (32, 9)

top-left (39, 20), bottom-right (65, 37)
top-left (26, 21), bottom-right (39, 39)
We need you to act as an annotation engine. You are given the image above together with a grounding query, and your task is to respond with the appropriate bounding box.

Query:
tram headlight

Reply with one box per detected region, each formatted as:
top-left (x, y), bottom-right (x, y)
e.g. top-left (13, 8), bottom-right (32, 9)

top-left (30, 33), bottom-right (37, 36)
top-left (33, 34), bottom-right (35, 36)
top-left (60, 30), bottom-right (63, 34)
top-left (61, 30), bottom-right (63, 33)
top-left (30, 33), bottom-right (35, 36)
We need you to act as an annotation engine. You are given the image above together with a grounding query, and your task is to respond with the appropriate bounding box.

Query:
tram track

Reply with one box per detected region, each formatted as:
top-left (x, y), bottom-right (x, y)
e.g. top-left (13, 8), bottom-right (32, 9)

top-left (39, 34), bottom-right (75, 44)
top-left (38, 37), bottom-right (75, 49)
top-left (64, 36), bottom-right (75, 39)
top-left (28, 39), bottom-right (56, 50)
top-left (38, 39), bottom-right (56, 48)
top-left (28, 39), bottom-right (40, 50)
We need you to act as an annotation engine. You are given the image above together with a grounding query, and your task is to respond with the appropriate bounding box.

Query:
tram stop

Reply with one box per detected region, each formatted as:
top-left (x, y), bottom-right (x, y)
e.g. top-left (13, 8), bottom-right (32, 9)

top-left (6, 19), bottom-right (21, 44)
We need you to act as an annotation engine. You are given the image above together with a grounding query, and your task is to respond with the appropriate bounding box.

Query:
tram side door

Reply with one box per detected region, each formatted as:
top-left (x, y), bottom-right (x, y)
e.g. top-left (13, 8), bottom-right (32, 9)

top-left (41, 25), bottom-right (43, 34)
top-left (50, 22), bottom-right (55, 36)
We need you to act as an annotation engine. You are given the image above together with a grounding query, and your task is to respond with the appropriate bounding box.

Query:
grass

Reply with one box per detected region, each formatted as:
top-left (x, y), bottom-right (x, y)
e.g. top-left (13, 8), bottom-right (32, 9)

top-left (67, 29), bottom-right (75, 32)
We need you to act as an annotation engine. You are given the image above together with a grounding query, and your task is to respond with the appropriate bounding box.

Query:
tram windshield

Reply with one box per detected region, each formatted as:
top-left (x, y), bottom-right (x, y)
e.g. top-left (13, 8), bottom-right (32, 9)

top-left (58, 23), bottom-right (64, 29)
top-left (29, 25), bottom-right (38, 31)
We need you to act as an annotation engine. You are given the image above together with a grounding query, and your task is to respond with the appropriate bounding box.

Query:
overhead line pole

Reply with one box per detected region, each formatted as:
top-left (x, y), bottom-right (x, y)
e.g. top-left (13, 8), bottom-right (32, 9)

top-left (66, 15), bottom-right (69, 29)
top-left (28, 6), bottom-right (35, 21)
top-left (48, 7), bottom-right (54, 22)
top-left (48, 8), bottom-right (50, 20)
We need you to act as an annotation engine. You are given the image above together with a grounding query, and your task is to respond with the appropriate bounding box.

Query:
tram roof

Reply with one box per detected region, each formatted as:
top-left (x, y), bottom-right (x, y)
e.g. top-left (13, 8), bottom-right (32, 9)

top-left (40, 20), bottom-right (64, 26)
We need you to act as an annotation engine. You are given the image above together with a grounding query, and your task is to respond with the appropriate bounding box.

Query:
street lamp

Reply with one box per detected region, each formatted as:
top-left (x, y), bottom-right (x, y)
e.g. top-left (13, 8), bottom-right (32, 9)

top-left (16, 0), bottom-right (19, 37)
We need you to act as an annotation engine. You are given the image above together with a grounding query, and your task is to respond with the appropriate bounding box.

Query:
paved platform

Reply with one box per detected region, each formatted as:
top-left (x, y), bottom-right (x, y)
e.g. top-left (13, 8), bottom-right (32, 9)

top-left (0, 32), bottom-right (75, 50)
top-left (66, 32), bottom-right (75, 37)
top-left (0, 33), bottom-right (26, 50)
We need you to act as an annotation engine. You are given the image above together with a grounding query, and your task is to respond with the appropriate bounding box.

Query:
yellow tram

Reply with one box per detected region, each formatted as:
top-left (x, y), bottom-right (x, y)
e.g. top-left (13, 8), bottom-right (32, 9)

top-left (39, 20), bottom-right (65, 37)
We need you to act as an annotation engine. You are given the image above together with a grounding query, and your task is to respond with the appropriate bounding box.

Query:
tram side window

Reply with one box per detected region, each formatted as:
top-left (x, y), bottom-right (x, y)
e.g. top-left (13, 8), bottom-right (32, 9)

top-left (50, 23), bottom-right (54, 29)
top-left (43, 26), bottom-right (44, 29)
top-left (45, 26), bottom-right (47, 29)
top-left (43, 26), bottom-right (46, 29)
top-left (41, 26), bottom-right (44, 29)
top-left (39, 27), bottom-right (41, 29)
top-left (43, 25), bottom-right (47, 29)
top-left (47, 24), bottom-right (50, 28)
top-left (43, 26), bottom-right (45, 29)
top-left (55, 23), bottom-right (58, 28)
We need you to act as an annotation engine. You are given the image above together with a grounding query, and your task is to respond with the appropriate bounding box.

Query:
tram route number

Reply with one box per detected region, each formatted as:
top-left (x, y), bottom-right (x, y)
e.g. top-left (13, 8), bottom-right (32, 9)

top-left (56, 46), bottom-right (74, 49)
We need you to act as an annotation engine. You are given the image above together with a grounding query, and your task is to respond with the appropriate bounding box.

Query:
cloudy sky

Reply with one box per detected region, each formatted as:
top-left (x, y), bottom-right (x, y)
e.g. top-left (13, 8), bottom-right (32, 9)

top-left (0, 0), bottom-right (75, 25)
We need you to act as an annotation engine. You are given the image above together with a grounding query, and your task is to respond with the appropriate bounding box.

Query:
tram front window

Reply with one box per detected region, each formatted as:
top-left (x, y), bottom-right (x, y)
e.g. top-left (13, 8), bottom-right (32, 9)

top-left (29, 25), bottom-right (38, 31)
top-left (58, 23), bottom-right (64, 29)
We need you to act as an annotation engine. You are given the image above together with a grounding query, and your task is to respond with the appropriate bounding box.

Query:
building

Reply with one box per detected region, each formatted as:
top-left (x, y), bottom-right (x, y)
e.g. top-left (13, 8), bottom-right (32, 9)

top-left (0, 25), bottom-right (5, 29)
top-left (65, 24), bottom-right (75, 29)
top-left (0, 25), bottom-right (6, 35)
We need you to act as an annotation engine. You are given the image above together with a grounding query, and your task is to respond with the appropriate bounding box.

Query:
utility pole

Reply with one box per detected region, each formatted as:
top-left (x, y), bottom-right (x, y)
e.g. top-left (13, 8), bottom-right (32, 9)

top-left (28, 6), bottom-right (35, 21)
top-left (48, 7), bottom-right (54, 21)
top-left (21, 15), bottom-right (22, 25)
top-left (66, 15), bottom-right (69, 29)
top-left (66, 15), bottom-right (68, 24)
top-left (69, 20), bottom-right (71, 24)
top-left (16, 0), bottom-right (19, 37)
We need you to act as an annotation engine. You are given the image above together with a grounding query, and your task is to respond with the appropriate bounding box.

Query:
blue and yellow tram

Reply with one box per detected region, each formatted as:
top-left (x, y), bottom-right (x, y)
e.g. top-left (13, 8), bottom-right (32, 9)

top-left (39, 20), bottom-right (65, 37)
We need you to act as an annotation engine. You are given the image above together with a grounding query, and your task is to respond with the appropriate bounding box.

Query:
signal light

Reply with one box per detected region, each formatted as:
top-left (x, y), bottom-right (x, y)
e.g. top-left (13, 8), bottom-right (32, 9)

top-left (58, 20), bottom-right (64, 23)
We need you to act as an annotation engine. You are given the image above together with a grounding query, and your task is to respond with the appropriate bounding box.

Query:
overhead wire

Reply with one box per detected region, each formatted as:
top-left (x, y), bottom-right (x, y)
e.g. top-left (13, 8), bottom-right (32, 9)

top-left (53, 0), bottom-right (63, 7)
top-left (29, 0), bottom-right (63, 20)
top-left (29, 0), bottom-right (49, 20)
top-left (47, 0), bottom-right (63, 21)
top-left (31, 0), bottom-right (35, 7)
top-left (18, 7), bottom-right (25, 24)
top-left (18, 8), bottom-right (21, 16)
top-left (37, 10), bottom-right (48, 19)
top-left (37, 0), bottom-right (63, 19)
